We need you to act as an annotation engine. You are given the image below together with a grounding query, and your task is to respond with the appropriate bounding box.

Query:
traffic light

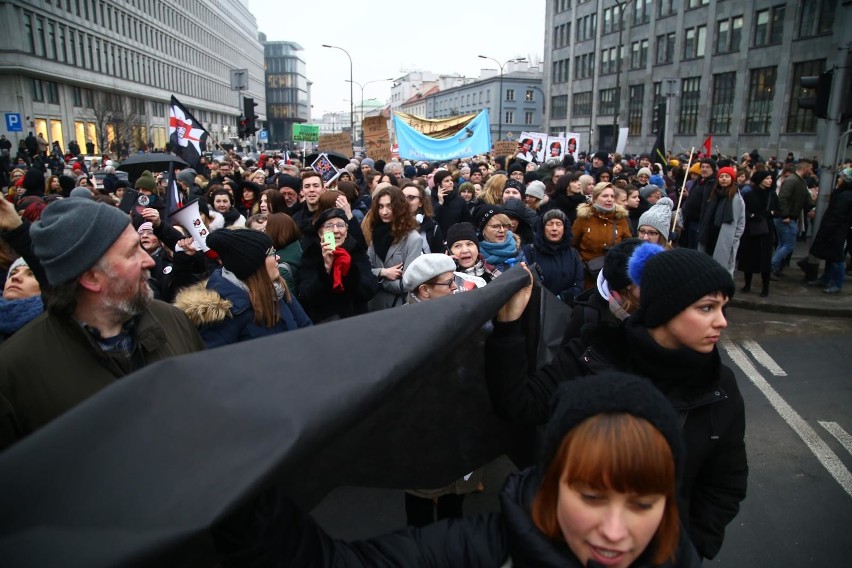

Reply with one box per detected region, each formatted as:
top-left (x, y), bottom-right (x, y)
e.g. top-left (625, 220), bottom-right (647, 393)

top-left (238, 116), bottom-right (247, 139)
top-left (798, 70), bottom-right (833, 119)
top-left (243, 97), bottom-right (258, 135)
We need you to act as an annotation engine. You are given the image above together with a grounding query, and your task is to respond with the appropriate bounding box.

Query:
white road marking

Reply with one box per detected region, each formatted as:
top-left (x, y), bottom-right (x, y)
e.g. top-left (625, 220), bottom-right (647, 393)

top-left (819, 421), bottom-right (852, 458)
top-left (740, 339), bottom-right (788, 376)
top-left (722, 340), bottom-right (852, 499)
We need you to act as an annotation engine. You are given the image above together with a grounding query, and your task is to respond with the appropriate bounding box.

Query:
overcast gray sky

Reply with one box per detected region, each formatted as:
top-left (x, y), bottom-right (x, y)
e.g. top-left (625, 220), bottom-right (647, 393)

top-left (248, 0), bottom-right (545, 120)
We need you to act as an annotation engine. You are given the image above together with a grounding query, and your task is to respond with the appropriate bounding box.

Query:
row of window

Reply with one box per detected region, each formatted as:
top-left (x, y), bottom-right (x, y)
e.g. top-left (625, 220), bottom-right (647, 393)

top-left (551, 61), bottom-right (823, 136)
top-left (565, 1), bottom-right (834, 48)
top-left (30, 78), bottom-right (235, 128)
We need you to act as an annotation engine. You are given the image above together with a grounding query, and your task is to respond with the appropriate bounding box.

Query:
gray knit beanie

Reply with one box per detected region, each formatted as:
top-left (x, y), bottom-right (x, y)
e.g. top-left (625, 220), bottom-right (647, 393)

top-left (637, 197), bottom-right (673, 237)
top-left (31, 199), bottom-right (130, 286)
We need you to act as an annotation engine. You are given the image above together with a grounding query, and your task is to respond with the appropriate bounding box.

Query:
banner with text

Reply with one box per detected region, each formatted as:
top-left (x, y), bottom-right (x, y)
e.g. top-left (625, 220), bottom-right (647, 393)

top-left (318, 132), bottom-right (354, 158)
top-left (363, 116), bottom-right (392, 163)
top-left (395, 112), bottom-right (478, 139)
top-left (492, 140), bottom-right (517, 156)
top-left (292, 123), bottom-right (319, 142)
top-left (393, 109), bottom-right (492, 161)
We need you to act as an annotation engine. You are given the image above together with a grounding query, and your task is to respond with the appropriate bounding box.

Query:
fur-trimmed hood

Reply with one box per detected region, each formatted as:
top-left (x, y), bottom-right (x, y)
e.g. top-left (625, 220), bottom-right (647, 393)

top-left (575, 202), bottom-right (628, 220)
top-left (172, 281), bottom-right (232, 327)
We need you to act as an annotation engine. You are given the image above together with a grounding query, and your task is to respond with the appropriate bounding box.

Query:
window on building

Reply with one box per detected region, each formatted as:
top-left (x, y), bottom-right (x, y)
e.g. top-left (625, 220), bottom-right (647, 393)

top-left (658, 0), bottom-right (678, 18)
top-left (655, 32), bottom-right (675, 64)
top-left (525, 111), bottom-right (534, 125)
top-left (709, 72), bottom-right (736, 134)
top-left (787, 59), bottom-right (825, 133)
top-left (603, 5), bottom-right (622, 33)
top-left (72, 86), bottom-right (82, 107)
top-left (628, 84), bottom-right (644, 135)
top-left (683, 25), bottom-right (706, 59)
top-left (505, 111), bottom-right (514, 124)
top-left (31, 78), bottom-right (44, 102)
top-left (745, 66), bottom-right (777, 133)
top-left (599, 88), bottom-right (617, 115)
top-left (152, 101), bottom-right (165, 117)
top-left (576, 13), bottom-right (597, 41)
top-left (686, 0), bottom-right (709, 8)
top-left (797, 0), bottom-right (836, 38)
top-left (652, 81), bottom-right (663, 132)
top-left (525, 89), bottom-right (534, 101)
top-left (754, 5), bottom-right (785, 47)
top-left (506, 88), bottom-right (515, 102)
top-left (630, 39), bottom-right (648, 68)
top-left (678, 77), bottom-right (701, 134)
top-left (634, 0), bottom-right (651, 24)
top-left (552, 94), bottom-right (569, 119)
top-left (573, 91), bottom-right (593, 117)
top-left (715, 15), bottom-right (743, 53)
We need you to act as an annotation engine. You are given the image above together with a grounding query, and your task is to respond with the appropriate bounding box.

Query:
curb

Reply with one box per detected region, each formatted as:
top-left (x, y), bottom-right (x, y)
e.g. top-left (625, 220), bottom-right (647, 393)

top-left (730, 296), bottom-right (852, 318)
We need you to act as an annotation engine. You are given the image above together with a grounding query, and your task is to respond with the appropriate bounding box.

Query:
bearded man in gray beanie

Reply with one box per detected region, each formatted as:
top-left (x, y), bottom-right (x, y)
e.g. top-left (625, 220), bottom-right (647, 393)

top-left (0, 198), bottom-right (204, 451)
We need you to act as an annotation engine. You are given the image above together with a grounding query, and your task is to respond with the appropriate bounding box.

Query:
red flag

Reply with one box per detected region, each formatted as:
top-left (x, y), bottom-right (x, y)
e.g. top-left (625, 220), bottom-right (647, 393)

top-left (702, 135), bottom-right (712, 157)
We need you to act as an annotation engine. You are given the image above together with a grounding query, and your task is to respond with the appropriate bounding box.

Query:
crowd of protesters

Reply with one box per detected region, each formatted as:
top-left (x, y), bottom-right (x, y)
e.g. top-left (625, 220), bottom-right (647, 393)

top-left (2, 138), bottom-right (852, 566)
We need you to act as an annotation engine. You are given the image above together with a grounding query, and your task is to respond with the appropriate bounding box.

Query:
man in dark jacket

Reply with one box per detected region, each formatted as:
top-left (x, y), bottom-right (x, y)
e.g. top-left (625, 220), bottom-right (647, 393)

top-left (0, 198), bottom-right (204, 450)
top-left (771, 159), bottom-right (813, 276)
top-left (431, 169), bottom-right (471, 235)
top-left (681, 159), bottom-right (717, 249)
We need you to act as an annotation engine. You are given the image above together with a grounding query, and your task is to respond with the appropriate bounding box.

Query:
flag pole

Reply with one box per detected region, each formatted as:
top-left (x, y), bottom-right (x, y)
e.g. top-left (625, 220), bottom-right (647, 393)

top-left (670, 146), bottom-right (696, 240)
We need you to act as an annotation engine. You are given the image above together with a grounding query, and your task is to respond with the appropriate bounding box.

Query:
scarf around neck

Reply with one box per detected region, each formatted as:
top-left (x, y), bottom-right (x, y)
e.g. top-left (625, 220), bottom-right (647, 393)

top-left (480, 232), bottom-right (518, 264)
top-left (372, 221), bottom-right (394, 262)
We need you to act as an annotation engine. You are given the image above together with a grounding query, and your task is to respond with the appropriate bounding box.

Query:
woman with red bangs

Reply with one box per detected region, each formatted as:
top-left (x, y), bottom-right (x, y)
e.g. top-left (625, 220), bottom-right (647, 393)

top-left (215, 373), bottom-right (700, 567)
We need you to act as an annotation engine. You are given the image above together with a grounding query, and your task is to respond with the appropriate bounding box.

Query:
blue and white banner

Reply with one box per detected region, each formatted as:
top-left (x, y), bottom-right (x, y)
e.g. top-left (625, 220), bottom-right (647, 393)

top-left (393, 109), bottom-right (492, 161)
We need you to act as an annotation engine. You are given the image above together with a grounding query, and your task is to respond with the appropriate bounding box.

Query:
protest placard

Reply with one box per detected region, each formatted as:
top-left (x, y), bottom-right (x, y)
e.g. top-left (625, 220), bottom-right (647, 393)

top-left (363, 116), bottom-right (392, 162)
top-left (318, 132), bottom-right (354, 158)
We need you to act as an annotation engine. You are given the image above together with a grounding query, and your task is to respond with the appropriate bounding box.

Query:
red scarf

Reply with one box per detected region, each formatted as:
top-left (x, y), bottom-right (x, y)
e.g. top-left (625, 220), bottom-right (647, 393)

top-left (331, 248), bottom-right (351, 292)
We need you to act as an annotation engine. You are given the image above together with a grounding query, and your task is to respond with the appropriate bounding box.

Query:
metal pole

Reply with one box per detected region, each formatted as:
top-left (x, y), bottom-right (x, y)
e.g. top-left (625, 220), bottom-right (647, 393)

top-left (323, 45), bottom-right (354, 147)
top-left (614, 1), bottom-right (624, 151)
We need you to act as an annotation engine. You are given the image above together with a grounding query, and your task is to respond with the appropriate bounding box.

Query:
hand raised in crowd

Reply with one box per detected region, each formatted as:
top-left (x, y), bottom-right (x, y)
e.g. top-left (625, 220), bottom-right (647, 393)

top-left (0, 195), bottom-right (22, 231)
top-left (437, 186), bottom-right (449, 206)
top-left (140, 207), bottom-right (161, 228)
top-left (496, 263), bottom-right (534, 323)
top-left (321, 241), bottom-right (335, 274)
top-left (380, 263), bottom-right (404, 281)
top-left (177, 237), bottom-right (197, 256)
top-left (335, 195), bottom-right (353, 220)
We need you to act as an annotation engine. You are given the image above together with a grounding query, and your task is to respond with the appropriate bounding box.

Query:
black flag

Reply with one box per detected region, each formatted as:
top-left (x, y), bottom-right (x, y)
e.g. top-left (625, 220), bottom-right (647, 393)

top-left (650, 102), bottom-right (667, 168)
top-left (168, 95), bottom-right (209, 171)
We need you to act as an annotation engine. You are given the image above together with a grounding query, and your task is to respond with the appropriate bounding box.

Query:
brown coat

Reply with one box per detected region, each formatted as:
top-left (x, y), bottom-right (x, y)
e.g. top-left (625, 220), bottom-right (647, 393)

top-left (572, 203), bottom-right (632, 289)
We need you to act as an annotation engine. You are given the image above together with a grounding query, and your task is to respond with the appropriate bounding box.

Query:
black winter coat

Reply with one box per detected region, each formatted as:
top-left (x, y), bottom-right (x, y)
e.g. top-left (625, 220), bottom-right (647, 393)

top-left (484, 319), bottom-right (747, 560)
top-left (522, 223), bottom-right (584, 301)
top-left (809, 183), bottom-right (852, 262)
top-left (737, 186), bottom-right (777, 273)
top-left (298, 234), bottom-right (380, 323)
top-left (213, 467), bottom-right (702, 567)
top-left (432, 189), bottom-right (472, 236)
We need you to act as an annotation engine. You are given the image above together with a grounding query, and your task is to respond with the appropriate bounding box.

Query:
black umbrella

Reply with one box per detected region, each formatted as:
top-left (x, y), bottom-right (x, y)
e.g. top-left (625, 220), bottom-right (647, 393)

top-left (305, 150), bottom-right (351, 169)
top-left (117, 153), bottom-right (189, 183)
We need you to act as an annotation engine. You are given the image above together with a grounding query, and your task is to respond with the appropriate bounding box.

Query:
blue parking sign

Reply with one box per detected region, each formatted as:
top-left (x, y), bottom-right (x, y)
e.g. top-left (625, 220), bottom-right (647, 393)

top-left (5, 113), bottom-right (22, 132)
top-left (258, 129), bottom-right (268, 142)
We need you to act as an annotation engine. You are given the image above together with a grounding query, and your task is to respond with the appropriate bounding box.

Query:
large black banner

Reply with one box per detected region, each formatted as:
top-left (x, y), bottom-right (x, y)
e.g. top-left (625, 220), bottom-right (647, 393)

top-left (0, 269), bottom-right (568, 567)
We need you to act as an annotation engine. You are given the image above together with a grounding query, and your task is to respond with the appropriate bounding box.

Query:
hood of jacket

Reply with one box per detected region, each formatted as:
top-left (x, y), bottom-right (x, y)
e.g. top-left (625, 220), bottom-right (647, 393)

top-left (576, 202), bottom-right (628, 220)
top-left (172, 280), bottom-right (232, 327)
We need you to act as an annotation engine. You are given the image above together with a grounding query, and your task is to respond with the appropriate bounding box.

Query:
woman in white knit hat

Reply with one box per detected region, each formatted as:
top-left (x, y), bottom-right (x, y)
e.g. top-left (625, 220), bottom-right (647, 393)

top-left (636, 197), bottom-right (674, 250)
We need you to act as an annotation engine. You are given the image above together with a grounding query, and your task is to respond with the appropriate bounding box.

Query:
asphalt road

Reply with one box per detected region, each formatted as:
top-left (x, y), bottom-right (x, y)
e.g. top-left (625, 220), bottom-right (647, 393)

top-left (310, 308), bottom-right (852, 565)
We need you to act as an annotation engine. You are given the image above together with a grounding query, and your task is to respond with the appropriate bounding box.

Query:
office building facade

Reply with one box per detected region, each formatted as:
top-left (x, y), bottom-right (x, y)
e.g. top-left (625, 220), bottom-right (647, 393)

top-left (0, 0), bottom-right (265, 155)
top-left (544, 0), bottom-right (842, 158)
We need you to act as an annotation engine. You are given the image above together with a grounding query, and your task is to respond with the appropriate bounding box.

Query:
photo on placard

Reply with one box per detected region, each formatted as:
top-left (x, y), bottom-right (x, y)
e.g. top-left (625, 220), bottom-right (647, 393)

top-left (565, 132), bottom-right (581, 157)
top-left (310, 153), bottom-right (340, 185)
top-left (546, 136), bottom-right (566, 160)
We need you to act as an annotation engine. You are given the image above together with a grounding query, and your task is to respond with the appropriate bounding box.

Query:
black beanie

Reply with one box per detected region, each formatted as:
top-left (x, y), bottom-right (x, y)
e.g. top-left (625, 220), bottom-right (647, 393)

top-left (508, 163), bottom-right (524, 176)
top-left (538, 372), bottom-right (684, 478)
top-left (629, 245), bottom-right (734, 327)
top-left (58, 175), bottom-right (76, 197)
top-left (445, 222), bottom-right (478, 251)
top-left (277, 174), bottom-right (301, 191)
top-left (313, 208), bottom-right (347, 233)
top-left (22, 169), bottom-right (45, 197)
top-left (472, 204), bottom-right (503, 238)
top-left (750, 170), bottom-right (772, 186)
top-left (504, 179), bottom-right (526, 198)
top-left (206, 229), bottom-right (272, 280)
top-left (603, 238), bottom-right (643, 292)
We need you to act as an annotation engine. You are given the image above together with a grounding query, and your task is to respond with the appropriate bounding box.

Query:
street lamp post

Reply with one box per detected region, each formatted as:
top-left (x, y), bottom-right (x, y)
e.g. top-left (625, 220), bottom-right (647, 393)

top-left (322, 44), bottom-right (354, 145)
top-left (613, 0), bottom-right (628, 151)
top-left (345, 77), bottom-right (393, 149)
top-left (478, 55), bottom-right (527, 141)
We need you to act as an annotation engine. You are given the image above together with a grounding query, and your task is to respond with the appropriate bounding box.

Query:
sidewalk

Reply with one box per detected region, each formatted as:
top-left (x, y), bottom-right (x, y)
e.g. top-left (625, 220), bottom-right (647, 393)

top-left (730, 240), bottom-right (852, 318)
